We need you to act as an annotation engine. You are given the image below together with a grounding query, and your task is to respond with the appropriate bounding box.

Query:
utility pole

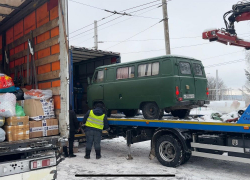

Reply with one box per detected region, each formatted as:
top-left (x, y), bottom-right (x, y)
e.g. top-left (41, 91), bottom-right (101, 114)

top-left (216, 69), bottom-right (219, 101)
top-left (94, 20), bottom-right (98, 50)
top-left (162, 0), bottom-right (171, 54)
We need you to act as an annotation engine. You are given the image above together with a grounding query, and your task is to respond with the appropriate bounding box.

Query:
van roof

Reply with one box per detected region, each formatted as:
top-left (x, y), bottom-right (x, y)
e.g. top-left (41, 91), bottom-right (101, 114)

top-left (96, 54), bottom-right (201, 69)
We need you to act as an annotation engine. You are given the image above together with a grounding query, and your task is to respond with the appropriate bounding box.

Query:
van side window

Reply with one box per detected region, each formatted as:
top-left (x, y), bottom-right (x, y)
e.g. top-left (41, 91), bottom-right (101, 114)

top-left (193, 63), bottom-right (203, 76)
top-left (179, 62), bottom-right (191, 75)
top-left (138, 62), bottom-right (159, 77)
top-left (152, 62), bottom-right (159, 75)
top-left (93, 70), bottom-right (104, 83)
top-left (117, 66), bottom-right (135, 80)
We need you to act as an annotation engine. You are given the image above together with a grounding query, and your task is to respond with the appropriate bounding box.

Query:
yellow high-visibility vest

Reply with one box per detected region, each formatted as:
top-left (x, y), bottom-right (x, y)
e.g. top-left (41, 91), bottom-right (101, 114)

top-left (85, 110), bottom-right (104, 130)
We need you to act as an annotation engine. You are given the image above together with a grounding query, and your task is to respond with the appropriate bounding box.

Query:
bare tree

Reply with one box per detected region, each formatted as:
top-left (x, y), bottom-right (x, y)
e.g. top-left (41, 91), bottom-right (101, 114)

top-left (207, 76), bottom-right (227, 100)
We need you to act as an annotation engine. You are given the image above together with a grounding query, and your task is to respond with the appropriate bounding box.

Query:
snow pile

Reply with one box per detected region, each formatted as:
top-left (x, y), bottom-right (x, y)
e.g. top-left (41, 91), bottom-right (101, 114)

top-left (57, 137), bottom-right (250, 180)
top-left (207, 101), bottom-right (245, 113)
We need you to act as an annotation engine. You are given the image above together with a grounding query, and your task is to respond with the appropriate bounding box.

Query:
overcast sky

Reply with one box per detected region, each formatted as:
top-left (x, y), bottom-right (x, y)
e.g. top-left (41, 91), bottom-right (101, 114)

top-left (68, 0), bottom-right (250, 89)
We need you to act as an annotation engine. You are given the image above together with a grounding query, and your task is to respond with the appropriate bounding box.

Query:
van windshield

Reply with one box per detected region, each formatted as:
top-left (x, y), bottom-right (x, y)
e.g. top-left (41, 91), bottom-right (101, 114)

top-left (179, 62), bottom-right (191, 74)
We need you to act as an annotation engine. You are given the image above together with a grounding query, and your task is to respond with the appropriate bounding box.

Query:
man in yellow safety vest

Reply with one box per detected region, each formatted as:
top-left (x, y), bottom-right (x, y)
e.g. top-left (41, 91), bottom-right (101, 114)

top-left (82, 104), bottom-right (109, 159)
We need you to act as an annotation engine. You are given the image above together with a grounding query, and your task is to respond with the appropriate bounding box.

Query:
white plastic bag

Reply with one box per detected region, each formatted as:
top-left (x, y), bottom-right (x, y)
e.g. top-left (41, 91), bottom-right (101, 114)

top-left (0, 128), bottom-right (5, 142)
top-left (0, 93), bottom-right (16, 117)
top-left (24, 89), bottom-right (52, 100)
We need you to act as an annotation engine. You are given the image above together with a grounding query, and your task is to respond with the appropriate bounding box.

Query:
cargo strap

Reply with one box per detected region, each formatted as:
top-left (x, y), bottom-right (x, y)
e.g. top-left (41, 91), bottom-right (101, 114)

top-left (27, 31), bottom-right (38, 89)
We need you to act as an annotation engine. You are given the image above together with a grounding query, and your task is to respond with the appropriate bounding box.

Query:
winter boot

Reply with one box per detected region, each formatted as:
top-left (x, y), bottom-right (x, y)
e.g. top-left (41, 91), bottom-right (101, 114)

top-left (84, 150), bottom-right (91, 159)
top-left (63, 146), bottom-right (68, 157)
top-left (69, 154), bottom-right (76, 158)
top-left (96, 150), bottom-right (101, 159)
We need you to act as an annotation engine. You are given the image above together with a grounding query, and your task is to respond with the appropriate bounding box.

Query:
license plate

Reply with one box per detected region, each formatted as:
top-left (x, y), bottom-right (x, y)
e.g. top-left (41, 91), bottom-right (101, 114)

top-left (183, 94), bottom-right (195, 99)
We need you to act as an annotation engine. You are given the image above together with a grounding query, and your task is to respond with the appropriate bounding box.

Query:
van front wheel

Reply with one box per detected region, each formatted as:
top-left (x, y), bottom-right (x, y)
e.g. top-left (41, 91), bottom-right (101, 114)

top-left (142, 103), bottom-right (161, 119)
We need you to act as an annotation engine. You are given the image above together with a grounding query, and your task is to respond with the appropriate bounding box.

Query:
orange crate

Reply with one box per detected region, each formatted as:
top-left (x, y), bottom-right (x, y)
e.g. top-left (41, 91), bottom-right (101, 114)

top-left (0, 35), bottom-right (2, 49)
top-left (14, 20), bottom-right (24, 40)
top-left (52, 80), bottom-right (60, 87)
top-left (14, 43), bottom-right (25, 54)
top-left (36, 3), bottom-right (49, 28)
top-left (37, 47), bottom-right (50, 59)
top-left (51, 44), bottom-right (60, 54)
top-left (37, 31), bottom-right (50, 44)
top-left (10, 49), bottom-right (15, 56)
top-left (38, 63), bottom-right (51, 74)
top-left (50, 5), bottom-right (58, 21)
top-left (53, 95), bottom-right (61, 109)
top-left (6, 27), bottom-right (14, 45)
top-left (38, 82), bottom-right (51, 89)
top-left (51, 27), bottom-right (59, 38)
top-left (24, 11), bottom-right (36, 35)
top-left (52, 61), bottom-right (60, 71)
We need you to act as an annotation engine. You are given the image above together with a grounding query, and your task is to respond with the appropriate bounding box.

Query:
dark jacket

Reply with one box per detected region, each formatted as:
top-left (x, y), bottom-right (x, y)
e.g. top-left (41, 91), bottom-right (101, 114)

top-left (83, 107), bottom-right (109, 132)
top-left (69, 109), bottom-right (79, 133)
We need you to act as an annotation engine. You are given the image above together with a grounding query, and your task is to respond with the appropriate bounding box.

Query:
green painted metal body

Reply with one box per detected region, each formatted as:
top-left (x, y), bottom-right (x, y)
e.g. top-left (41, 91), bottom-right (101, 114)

top-left (87, 55), bottom-right (207, 110)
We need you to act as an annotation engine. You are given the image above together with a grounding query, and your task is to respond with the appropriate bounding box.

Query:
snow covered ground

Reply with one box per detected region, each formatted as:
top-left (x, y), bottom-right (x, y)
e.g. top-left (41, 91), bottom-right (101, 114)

top-left (57, 137), bottom-right (249, 180)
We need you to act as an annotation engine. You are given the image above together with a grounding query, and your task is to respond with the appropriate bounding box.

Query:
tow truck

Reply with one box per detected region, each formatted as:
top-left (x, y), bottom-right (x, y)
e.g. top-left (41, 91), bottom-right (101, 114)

top-left (75, 2), bottom-right (250, 167)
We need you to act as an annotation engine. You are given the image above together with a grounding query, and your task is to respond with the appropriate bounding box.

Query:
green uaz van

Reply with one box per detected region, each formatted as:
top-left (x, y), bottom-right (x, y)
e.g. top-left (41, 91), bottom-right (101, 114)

top-left (87, 55), bottom-right (209, 119)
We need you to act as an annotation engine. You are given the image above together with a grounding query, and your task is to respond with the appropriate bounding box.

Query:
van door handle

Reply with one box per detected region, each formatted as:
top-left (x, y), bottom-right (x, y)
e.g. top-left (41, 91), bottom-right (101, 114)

top-left (119, 94), bottom-right (122, 99)
top-left (99, 85), bottom-right (103, 87)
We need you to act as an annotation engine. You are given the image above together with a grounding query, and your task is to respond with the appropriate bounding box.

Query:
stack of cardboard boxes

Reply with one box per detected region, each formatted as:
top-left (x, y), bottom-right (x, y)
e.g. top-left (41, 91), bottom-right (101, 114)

top-left (4, 116), bottom-right (29, 141)
top-left (2, 97), bottom-right (59, 142)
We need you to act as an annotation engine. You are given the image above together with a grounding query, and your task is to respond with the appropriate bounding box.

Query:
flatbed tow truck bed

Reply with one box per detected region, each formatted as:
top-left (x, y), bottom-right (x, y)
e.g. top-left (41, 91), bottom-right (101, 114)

top-left (76, 107), bottom-right (250, 167)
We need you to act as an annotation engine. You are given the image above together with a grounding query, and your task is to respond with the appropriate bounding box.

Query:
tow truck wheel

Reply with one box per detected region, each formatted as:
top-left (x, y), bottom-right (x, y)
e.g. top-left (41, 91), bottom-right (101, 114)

top-left (155, 135), bottom-right (183, 167)
top-left (142, 102), bottom-right (161, 119)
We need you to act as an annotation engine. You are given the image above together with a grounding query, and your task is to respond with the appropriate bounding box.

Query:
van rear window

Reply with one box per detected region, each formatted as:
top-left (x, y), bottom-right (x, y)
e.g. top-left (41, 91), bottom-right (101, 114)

top-left (179, 62), bottom-right (191, 75)
top-left (117, 66), bottom-right (135, 80)
top-left (193, 63), bottom-right (203, 76)
top-left (138, 62), bottom-right (159, 77)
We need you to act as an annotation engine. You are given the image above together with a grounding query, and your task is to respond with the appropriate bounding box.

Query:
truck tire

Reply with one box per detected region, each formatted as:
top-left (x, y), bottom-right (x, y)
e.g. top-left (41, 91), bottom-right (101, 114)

top-left (123, 109), bottom-right (138, 117)
top-left (155, 135), bottom-right (183, 167)
top-left (142, 102), bottom-right (161, 119)
top-left (171, 110), bottom-right (190, 119)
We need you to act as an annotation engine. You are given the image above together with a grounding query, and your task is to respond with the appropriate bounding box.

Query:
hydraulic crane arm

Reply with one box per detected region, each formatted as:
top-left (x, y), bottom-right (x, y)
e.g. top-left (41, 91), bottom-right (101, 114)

top-left (203, 2), bottom-right (250, 49)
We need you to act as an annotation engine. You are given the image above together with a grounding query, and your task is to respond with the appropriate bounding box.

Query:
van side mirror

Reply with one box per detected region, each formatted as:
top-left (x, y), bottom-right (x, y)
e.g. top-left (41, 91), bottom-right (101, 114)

top-left (87, 77), bottom-right (90, 85)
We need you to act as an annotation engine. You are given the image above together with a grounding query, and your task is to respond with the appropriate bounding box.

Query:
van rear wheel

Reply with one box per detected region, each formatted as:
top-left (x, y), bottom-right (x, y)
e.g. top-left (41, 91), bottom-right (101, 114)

top-left (171, 109), bottom-right (190, 119)
top-left (142, 102), bottom-right (162, 119)
top-left (123, 109), bottom-right (138, 117)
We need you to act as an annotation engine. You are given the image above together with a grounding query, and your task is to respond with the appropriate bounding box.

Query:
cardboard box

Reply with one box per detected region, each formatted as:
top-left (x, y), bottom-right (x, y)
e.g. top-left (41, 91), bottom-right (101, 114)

top-left (4, 125), bottom-right (29, 142)
top-left (5, 116), bottom-right (29, 126)
top-left (29, 119), bottom-right (59, 138)
top-left (18, 99), bottom-right (55, 120)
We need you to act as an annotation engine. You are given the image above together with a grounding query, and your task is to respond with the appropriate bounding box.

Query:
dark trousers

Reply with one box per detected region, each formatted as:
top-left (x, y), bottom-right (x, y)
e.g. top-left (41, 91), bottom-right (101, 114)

top-left (69, 131), bottom-right (75, 155)
top-left (85, 130), bottom-right (102, 151)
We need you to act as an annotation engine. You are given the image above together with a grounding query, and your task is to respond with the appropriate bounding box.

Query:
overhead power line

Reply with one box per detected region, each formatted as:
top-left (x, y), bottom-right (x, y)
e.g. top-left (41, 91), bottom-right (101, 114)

top-left (205, 59), bottom-right (245, 68)
top-left (105, 20), bottom-right (162, 50)
top-left (69, 0), bottom-right (161, 35)
top-left (121, 43), bottom-right (211, 54)
top-left (71, 4), bottom-right (163, 42)
top-left (69, 3), bottom-right (162, 39)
